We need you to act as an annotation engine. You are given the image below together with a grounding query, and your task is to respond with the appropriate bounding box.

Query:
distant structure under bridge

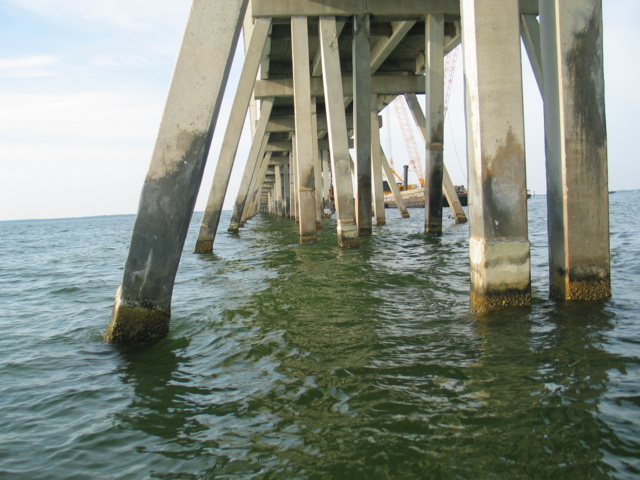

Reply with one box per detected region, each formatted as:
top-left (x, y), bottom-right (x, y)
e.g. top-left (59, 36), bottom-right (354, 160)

top-left (105, 0), bottom-right (611, 346)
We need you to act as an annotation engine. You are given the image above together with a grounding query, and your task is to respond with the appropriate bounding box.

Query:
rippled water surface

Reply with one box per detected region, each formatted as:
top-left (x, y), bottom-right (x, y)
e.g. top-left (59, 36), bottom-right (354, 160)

top-left (1, 192), bottom-right (639, 479)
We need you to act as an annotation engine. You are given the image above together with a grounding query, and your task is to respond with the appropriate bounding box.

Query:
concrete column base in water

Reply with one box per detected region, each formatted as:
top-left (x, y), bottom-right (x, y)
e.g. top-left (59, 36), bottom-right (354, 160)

top-left (469, 238), bottom-right (531, 313)
top-left (105, 287), bottom-right (170, 345)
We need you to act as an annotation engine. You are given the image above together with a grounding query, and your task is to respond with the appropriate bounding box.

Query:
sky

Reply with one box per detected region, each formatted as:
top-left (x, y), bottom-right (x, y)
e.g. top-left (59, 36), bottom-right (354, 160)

top-left (0, 1), bottom-right (638, 221)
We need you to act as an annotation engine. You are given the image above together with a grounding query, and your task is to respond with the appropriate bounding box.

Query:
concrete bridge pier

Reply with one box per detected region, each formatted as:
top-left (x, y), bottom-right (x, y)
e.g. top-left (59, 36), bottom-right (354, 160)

top-left (105, 0), bottom-right (248, 345)
top-left (540, 0), bottom-right (611, 301)
top-left (353, 14), bottom-right (373, 236)
top-left (461, 0), bottom-right (531, 313)
top-left (371, 94), bottom-right (386, 226)
top-left (194, 16), bottom-right (271, 254)
top-left (424, 14), bottom-right (446, 235)
top-left (319, 16), bottom-right (359, 248)
top-left (291, 16), bottom-right (318, 244)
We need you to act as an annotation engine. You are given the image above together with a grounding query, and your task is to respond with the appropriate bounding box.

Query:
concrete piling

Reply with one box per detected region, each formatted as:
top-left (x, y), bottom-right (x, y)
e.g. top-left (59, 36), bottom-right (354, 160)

top-left (461, 0), bottom-right (531, 313)
top-left (109, 0), bottom-right (612, 347)
top-left (540, 0), bottom-right (611, 301)
top-left (106, 0), bottom-right (248, 345)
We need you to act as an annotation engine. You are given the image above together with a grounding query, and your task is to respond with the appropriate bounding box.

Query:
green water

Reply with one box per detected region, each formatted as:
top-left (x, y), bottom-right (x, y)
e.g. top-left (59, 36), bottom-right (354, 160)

top-left (0, 194), bottom-right (639, 479)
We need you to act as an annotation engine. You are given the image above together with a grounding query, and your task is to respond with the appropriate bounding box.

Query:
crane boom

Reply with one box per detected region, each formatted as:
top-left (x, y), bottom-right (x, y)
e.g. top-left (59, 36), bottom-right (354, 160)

top-left (393, 96), bottom-right (425, 187)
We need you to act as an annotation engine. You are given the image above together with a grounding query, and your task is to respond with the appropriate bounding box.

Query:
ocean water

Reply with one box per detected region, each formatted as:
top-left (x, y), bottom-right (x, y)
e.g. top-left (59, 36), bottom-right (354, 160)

top-left (0, 192), bottom-right (639, 479)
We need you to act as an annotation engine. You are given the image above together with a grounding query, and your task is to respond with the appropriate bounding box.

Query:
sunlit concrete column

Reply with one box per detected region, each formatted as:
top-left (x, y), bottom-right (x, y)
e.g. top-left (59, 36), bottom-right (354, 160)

top-left (194, 17), bottom-right (271, 254)
top-left (539, 0), bottom-right (610, 301)
top-left (283, 158), bottom-right (291, 217)
top-left (228, 97), bottom-right (273, 233)
top-left (424, 15), bottom-right (445, 235)
top-left (353, 14), bottom-right (372, 235)
top-left (461, 0), bottom-right (531, 313)
top-left (106, 0), bottom-right (248, 346)
top-left (291, 133), bottom-right (299, 222)
top-left (291, 16), bottom-right (317, 243)
top-left (371, 94), bottom-right (386, 226)
top-left (405, 93), bottom-right (467, 223)
top-left (319, 16), bottom-right (359, 247)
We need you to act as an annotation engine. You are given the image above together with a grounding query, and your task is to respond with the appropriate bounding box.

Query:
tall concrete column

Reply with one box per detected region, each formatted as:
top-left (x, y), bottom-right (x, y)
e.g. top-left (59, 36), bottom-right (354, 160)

top-left (424, 14), bottom-right (445, 235)
top-left (291, 16), bottom-right (317, 243)
top-left (228, 98), bottom-right (273, 233)
top-left (539, 0), bottom-right (610, 301)
top-left (194, 17), bottom-right (271, 254)
top-left (319, 16), bottom-right (359, 247)
top-left (371, 94), bottom-right (386, 226)
top-left (105, 0), bottom-right (248, 346)
top-left (353, 14), bottom-right (372, 235)
top-left (311, 98), bottom-right (323, 227)
top-left (461, 0), bottom-right (531, 313)
top-left (291, 133), bottom-right (299, 222)
top-left (283, 158), bottom-right (291, 217)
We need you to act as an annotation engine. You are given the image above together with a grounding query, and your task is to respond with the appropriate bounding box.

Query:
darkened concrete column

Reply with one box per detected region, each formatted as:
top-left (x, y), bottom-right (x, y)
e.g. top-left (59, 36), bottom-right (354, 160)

top-left (461, 0), bottom-right (531, 313)
top-left (540, 0), bottom-right (610, 301)
top-left (106, 0), bottom-right (248, 346)
top-left (424, 14), bottom-right (445, 235)
top-left (353, 14), bottom-right (372, 235)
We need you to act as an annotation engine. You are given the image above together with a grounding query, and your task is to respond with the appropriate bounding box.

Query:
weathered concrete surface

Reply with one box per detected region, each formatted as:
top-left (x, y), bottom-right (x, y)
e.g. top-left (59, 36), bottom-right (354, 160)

top-left (107, 0), bottom-right (248, 346)
top-left (424, 14), bottom-right (445, 235)
top-left (319, 16), bottom-right (359, 247)
top-left (470, 239), bottom-right (531, 313)
top-left (353, 14), bottom-right (373, 236)
top-left (461, 0), bottom-right (531, 313)
top-left (540, 0), bottom-right (610, 301)
top-left (291, 16), bottom-right (318, 244)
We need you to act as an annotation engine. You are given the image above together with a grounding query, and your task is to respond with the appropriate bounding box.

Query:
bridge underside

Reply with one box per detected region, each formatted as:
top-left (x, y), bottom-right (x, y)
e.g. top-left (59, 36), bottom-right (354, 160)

top-left (106, 0), bottom-right (611, 347)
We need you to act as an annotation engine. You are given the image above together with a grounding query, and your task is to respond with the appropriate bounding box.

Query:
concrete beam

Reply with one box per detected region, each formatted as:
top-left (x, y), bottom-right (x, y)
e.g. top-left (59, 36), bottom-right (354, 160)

top-left (254, 75), bottom-right (425, 98)
top-left (266, 114), bottom-right (361, 132)
top-left (252, 0), bottom-right (539, 17)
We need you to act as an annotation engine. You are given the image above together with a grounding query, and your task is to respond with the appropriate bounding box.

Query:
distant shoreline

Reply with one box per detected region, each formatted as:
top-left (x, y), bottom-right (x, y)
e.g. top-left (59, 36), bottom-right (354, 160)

top-left (0, 210), bottom-right (230, 224)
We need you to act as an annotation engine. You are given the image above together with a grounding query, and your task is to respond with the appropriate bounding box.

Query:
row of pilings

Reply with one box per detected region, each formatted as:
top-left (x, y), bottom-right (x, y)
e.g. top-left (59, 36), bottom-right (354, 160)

top-left (105, 0), bottom-right (611, 347)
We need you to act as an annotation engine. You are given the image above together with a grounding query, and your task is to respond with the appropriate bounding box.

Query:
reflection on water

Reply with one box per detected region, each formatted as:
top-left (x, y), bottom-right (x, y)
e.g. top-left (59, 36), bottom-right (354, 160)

top-left (1, 194), bottom-right (640, 478)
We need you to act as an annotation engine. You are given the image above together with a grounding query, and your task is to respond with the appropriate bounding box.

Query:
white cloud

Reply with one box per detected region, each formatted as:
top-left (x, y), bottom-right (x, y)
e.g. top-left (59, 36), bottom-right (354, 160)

top-left (6, 0), bottom-right (190, 33)
top-left (0, 55), bottom-right (60, 78)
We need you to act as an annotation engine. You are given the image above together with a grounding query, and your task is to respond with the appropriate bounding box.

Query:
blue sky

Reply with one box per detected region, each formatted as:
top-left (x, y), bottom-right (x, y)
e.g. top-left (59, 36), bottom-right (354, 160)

top-left (0, 1), bottom-right (638, 221)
